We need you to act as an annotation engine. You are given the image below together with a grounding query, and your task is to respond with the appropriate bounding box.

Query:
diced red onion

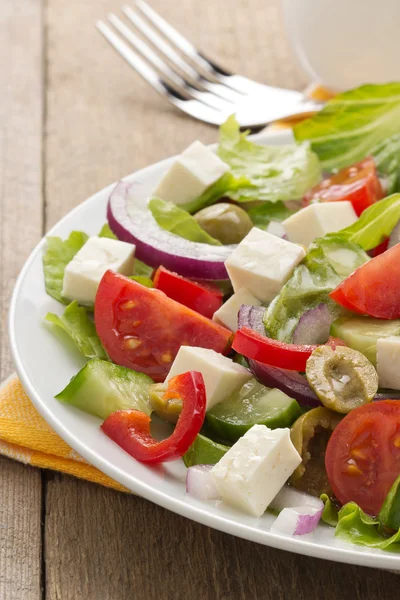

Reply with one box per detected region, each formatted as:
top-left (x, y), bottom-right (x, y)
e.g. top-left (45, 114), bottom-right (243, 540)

top-left (389, 220), bottom-right (400, 249)
top-left (107, 181), bottom-right (235, 279)
top-left (270, 505), bottom-right (323, 536)
top-left (292, 303), bottom-right (333, 345)
top-left (186, 465), bottom-right (220, 501)
top-left (238, 304), bottom-right (266, 336)
top-left (269, 485), bottom-right (324, 512)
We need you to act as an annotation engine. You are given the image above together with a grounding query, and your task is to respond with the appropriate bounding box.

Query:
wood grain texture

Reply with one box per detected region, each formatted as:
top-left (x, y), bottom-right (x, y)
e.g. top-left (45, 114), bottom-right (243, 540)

top-left (0, 1), bottom-right (44, 599)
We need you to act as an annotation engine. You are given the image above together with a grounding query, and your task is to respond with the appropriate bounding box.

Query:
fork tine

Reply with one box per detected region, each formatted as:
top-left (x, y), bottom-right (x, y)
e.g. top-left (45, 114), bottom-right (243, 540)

top-left (134, 0), bottom-right (230, 77)
top-left (121, 5), bottom-right (199, 80)
top-left (121, 5), bottom-right (242, 103)
top-left (96, 21), bottom-right (226, 126)
top-left (96, 20), bottom-right (167, 96)
top-left (107, 14), bottom-right (232, 111)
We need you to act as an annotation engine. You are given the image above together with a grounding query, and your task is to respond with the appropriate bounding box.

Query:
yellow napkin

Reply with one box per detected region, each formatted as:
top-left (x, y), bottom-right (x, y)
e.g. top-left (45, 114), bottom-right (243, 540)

top-left (0, 83), bottom-right (334, 490)
top-left (0, 374), bottom-right (127, 492)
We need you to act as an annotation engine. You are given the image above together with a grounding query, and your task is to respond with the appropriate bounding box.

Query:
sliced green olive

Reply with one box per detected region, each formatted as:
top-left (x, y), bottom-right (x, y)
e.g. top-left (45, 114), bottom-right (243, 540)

top-left (306, 346), bottom-right (378, 414)
top-left (290, 407), bottom-right (342, 496)
top-left (193, 203), bottom-right (253, 245)
top-left (149, 383), bottom-right (182, 424)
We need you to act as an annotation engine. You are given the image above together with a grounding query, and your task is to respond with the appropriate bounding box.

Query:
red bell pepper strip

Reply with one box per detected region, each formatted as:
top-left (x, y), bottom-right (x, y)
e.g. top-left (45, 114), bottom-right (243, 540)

top-left (101, 371), bottom-right (206, 463)
top-left (233, 327), bottom-right (316, 371)
top-left (233, 328), bottom-right (345, 372)
top-left (153, 266), bottom-right (223, 319)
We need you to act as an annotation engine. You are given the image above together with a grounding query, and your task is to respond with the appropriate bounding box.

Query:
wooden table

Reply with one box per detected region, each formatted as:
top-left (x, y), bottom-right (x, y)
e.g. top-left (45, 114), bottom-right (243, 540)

top-left (1, 1), bottom-right (399, 598)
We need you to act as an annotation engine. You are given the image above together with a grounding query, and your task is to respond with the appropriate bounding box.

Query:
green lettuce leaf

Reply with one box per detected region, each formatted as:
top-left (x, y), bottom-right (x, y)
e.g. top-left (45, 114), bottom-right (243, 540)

top-left (180, 172), bottom-right (250, 214)
top-left (334, 502), bottom-right (400, 551)
top-left (336, 193), bottom-right (400, 250)
top-left (43, 231), bottom-right (89, 304)
top-left (372, 133), bottom-right (400, 194)
top-left (247, 201), bottom-right (294, 229)
top-left (294, 83), bottom-right (400, 171)
top-left (217, 115), bottom-right (322, 203)
top-left (264, 236), bottom-right (369, 341)
top-left (129, 276), bottom-right (154, 288)
top-left (148, 197), bottom-right (221, 245)
top-left (45, 301), bottom-right (107, 360)
top-left (98, 223), bottom-right (117, 239)
top-left (320, 494), bottom-right (339, 527)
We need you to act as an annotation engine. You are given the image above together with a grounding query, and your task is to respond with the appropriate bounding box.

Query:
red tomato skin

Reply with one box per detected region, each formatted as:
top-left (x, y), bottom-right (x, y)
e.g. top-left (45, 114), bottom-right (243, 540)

top-left (95, 271), bottom-right (232, 382)
top-left (325, 401), bottom-right (400, 515)
top-left (101, 371), bottom-right (206, 463)
top-left (303, 157), bottom-right (383, 216)
top-left (153, 266), bottom-right (223, 319)
top-left (329, 244), bottom-right (400, 319)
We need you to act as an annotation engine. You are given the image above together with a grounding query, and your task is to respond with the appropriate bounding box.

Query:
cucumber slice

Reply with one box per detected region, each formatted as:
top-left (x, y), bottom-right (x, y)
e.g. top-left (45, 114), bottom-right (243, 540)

top-left (56, 358), bottom-right (153, 420)
top-left (206, 379), bottom-right (301, 443)
top-left (183, 434), bottom-right (229, 467)
top-left (330, 316), bottom-right (400, 366)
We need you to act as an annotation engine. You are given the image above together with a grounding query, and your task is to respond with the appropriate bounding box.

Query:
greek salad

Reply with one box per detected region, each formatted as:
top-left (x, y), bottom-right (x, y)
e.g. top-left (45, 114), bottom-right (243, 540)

top-left (43, 83), bottom-right (400, 550)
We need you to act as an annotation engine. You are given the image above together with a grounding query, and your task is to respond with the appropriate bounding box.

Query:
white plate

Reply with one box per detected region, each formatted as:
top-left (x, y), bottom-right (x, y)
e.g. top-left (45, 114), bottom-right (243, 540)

top-left (9, 130), bottom-right (400, 571)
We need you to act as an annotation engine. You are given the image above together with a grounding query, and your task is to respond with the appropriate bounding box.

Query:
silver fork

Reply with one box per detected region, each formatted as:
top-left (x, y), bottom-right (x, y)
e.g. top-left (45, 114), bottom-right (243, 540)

top-left (97, 1), bottom-right (322, 129)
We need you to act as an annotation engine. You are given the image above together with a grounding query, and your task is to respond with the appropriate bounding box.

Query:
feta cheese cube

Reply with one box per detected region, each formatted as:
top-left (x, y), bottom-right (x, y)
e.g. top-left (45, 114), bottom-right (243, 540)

top-left (153, 141), bottom-right (229, 205)
top-left (213, 287), bottom-right (261, 332)
top-left (62, 236), bottom-right (135, 305)
top-left (211, 425), bottom-right (301, 517)
top-left (377, 336), bottom-right (400, 389)
top-left (224, 228), bottom-right (306, 303)
top-left (166, 346), bottom-right (251, 410)
top-left (283, 201), bottom-right (358, 247)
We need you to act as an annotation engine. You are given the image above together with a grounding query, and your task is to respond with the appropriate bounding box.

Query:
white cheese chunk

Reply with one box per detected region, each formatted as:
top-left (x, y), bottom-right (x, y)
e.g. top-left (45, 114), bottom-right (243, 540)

top-left (62, 236), bottom-right (135, 305)
top-left (283, 201), bottom-right (357, 247)
top-left (376, 336), bottom-right (400, 389)
top-left (211, 425), bottom-right (301, 518)
top-left (153, 141), bottom-right (229, 205)
top-left (224, 227), bottom-right (306, 303)
top-left (213, 287), bottom-right (261, 332)
top-left (166, 346), bottom-right (251, 410)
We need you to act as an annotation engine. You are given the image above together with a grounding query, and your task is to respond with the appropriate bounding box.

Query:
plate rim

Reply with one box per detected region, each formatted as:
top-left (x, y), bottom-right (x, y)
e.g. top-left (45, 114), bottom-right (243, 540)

top-left (8, 129), bottom-right (400, 571)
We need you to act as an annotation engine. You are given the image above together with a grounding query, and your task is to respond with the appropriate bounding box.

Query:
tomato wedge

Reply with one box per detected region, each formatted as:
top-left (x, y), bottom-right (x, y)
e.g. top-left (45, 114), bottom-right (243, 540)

top-left (95, 271), bottom-right (232, 382)
top-left (153, 266), bottom-right (223, 319)
top-left (303, 157), bottom-right (383, 216)
top-left (325, 401), bottom-right (400, 515)
top-left (101, 371), bottom-right (206, 463)
top-left (330, 244), bottom-right (400, 319)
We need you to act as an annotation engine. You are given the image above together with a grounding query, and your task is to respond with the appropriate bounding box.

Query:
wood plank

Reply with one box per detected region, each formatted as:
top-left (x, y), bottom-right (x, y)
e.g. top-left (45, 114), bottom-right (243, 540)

top-left (0, 1), bottom-right (44, 599)
top-left (44, 0), bottom-right (398, 599)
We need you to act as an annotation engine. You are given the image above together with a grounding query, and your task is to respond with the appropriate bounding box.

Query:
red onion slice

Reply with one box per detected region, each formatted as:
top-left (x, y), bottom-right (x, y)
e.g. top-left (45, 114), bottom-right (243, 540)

top-left (292, 303), bottom-right (333, 345)
top-left (186, 465), bottom-right (220, 501)
top-left (270, 505), bottom-right (323, 536)
top-left (107, 181), bottom-right (236, 279)
top-left (389, 220), bottom-right (400, 248)
top-left (249, 359), bottom-right (321, 407)
top-left (238, 304), bottom-right (266, 335)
